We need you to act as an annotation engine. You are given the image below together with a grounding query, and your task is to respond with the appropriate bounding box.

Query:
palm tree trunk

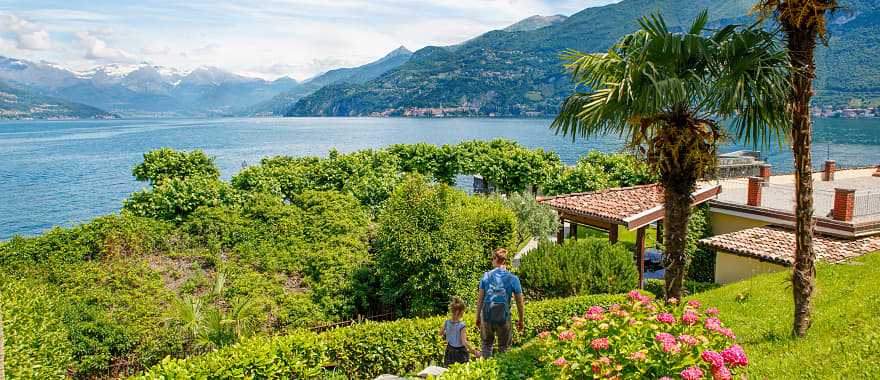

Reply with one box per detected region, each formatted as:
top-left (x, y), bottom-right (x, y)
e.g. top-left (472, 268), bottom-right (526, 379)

top-left (661, 171), bottom-right (697, 301)
top-left (786, 24), bottom-right (818, 338)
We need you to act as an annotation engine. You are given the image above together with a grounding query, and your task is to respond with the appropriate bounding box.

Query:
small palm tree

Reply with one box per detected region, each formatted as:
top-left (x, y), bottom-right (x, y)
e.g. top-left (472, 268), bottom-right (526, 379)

top-left (553, 10), bottom-right (789, 299)
top-left (753, 0), bottom-right (837, 339)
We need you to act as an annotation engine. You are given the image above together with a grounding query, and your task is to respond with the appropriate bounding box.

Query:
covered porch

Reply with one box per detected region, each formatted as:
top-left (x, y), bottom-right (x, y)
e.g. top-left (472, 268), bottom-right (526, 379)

top-left (538, 184), bottom-right (721, 287)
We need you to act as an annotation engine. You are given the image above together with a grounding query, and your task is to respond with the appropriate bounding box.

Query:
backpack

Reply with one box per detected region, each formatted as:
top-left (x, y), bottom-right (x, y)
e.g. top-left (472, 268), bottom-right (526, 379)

top-left (482, 269), bottom-right (511, 326)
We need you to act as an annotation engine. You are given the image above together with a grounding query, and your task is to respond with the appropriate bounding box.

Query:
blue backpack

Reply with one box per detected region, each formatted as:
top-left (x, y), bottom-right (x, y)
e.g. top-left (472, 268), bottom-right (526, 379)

top-left (482, 269), bottom-right (511, 326)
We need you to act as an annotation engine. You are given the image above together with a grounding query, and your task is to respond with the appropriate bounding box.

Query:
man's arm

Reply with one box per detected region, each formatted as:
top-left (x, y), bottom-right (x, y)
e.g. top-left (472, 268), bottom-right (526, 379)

top-left (515, 292), bottom-right (525, 331)
top-left (476, 289), bottom-right (485, 327)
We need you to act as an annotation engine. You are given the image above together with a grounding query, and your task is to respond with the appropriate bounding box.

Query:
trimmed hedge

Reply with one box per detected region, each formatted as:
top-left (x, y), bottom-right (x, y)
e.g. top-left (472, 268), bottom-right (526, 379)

top-left (517, 239), bottom-right (639, 299)
top-left (134, 293), bottom-right (626, 379)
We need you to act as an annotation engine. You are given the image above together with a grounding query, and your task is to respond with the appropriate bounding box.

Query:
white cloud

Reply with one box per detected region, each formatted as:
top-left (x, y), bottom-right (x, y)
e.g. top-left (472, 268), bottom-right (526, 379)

top-left (75, 31), bottom-right (138, 62)
top-left (0, 12), bottom-right (53, 50)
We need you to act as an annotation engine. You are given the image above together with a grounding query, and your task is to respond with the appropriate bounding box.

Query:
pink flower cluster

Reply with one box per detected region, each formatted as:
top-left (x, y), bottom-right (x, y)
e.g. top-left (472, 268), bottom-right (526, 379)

top-left (677, 334), bottom-right (699, 346)
top-left (553, 357), bottom-right (567, 366)
top-left (627, 351), bottom-right (646, 361)
top-left (627, 289), bottom-right (651, 305)
top-left (655, 332), bottom-right (680, 354)
top-left (656, 313), bottom-right (676, 324)
top-left (590, 337), bottom-right (610, 350)
top-left (700, 345), bottom-right (748, 380)
top-left (681, 311), bottom-right (699, 325)
top-left (538, 331), bottom-right (551, 339)
top-left (721, 344), bottom-right (748, 367)
top-left (557, 330), bottom-right (575, 341)
top-left (680, 366), bottom-right (704, 380)
top-left (703, 317), bottom-right (736, 339)
top-left (706, 307), bottom-right (720, 315)
top-left (687, 300), bottom-right (702, 309)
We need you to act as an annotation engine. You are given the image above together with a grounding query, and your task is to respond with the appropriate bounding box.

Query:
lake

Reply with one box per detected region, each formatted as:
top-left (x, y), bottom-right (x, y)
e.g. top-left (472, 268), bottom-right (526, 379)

top-left (2, 117), bottom-right (879, 240)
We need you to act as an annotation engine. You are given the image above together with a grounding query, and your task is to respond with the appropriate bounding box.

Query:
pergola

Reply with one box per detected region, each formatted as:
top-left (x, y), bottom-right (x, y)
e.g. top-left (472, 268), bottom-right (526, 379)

top-left (538, 184), bottom-right (722, 287)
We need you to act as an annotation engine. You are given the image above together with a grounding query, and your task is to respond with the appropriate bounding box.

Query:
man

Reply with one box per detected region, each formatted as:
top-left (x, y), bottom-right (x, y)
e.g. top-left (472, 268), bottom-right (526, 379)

top-left (476, 248), bottom-right (525, 358)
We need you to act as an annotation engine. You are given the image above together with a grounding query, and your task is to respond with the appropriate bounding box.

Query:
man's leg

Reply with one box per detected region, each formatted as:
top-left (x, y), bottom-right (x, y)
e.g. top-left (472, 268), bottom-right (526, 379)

top-left (496, 320), bottom-right (512, 354)
top-left (480, 321), bottom-right (495, 358)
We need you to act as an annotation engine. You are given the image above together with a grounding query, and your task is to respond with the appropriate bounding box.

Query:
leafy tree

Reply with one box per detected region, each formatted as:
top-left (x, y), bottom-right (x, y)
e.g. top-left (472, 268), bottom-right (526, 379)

top-left (553, 10), bottom-right (789, 299)
top-left (387, 143), bottom-right (460, 185)
top-left (753, 0), bottom-right (836, 338)
top-left (132, 148), bottom-right (220, 185)
top-left (458, 140), bottom-right (561, 193)
top-left (123, 176), bottom-right (239, 223)
top-left (495, 192), bottom-right (560, 246)
top-left (374, 175), bottom-right (515, 316)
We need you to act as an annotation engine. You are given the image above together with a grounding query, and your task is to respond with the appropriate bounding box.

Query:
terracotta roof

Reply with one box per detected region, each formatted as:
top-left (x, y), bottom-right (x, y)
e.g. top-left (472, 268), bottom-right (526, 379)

top-left (538, 184), bottom-right (721, 230)
top-left (699, 226), bottom-right (880, 265)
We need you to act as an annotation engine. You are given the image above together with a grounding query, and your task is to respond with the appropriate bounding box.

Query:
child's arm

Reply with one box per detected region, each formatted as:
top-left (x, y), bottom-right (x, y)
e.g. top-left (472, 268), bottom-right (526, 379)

top-left (460, 326), bottom-right (481, 357)
top-left (439, 322), bottom-right (446, 338)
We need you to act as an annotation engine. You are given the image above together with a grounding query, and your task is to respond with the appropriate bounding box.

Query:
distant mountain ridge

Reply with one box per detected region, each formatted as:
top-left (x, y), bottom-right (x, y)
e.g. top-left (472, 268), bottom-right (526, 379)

top-left (0, 57), bottom-right (299, 117)
top-left (0, 80), bottom-right (112, 119)
top-left (287, 0), bottom-right (880, 117)
top-left (245, 46), bottom-right (413, 116)
top-left (503, 15), bottom-right (568, 32)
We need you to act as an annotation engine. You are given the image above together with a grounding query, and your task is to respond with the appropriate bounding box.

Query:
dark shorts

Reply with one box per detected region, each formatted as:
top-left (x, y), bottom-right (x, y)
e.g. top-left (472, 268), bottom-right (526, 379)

top-left (444, 344), bottom-right (470, 366)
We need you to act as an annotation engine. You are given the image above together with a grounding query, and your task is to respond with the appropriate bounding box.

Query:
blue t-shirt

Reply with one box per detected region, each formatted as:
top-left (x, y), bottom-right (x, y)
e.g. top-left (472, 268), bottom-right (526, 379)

top-left (444, 320), bottom-right (466, 347)
top-left (479, 267), bottom-right (522, 317)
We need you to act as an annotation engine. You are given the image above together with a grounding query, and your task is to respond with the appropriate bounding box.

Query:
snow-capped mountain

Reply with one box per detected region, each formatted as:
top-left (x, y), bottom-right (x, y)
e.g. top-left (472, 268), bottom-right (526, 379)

top-left (0, 56), bottom-right (299, 116)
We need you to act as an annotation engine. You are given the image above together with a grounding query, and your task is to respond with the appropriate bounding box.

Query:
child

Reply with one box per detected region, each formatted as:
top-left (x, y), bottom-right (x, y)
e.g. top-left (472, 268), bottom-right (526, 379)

top-left (440, 297), bottom-right (480, 366)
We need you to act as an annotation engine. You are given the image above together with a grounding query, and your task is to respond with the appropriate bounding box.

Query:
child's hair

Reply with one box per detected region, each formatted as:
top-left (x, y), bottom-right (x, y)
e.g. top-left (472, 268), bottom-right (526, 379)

top-left (449, 296), bottom-right (466, 316)
top-left (493, 248), bottom-right (508, 264)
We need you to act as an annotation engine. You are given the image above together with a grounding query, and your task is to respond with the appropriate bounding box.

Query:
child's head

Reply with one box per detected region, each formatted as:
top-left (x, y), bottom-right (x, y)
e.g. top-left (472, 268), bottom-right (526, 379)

top-left (492, 248), bottom-right (508, 267)
top-left (449, 296), bottom-right (466, 319)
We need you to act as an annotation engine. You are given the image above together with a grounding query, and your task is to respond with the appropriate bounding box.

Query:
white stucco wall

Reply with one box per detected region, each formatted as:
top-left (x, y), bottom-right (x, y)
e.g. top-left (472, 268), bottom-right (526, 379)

top-left (714, 251), bottom-right (786, 284)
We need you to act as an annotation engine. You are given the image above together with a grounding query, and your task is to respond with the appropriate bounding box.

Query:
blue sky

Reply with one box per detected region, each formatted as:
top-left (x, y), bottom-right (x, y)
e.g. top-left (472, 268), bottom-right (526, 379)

top-left (0, 1), bottom-right (619, 80)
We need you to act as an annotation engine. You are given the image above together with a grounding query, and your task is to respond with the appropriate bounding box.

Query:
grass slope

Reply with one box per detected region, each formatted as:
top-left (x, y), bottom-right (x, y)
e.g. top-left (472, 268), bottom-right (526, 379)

top-left (690, 253), bottom-right (880, 378)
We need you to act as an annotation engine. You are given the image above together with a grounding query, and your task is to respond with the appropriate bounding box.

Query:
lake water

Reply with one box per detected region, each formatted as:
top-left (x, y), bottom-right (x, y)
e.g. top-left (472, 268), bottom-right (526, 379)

top-left (2, 117), bottom-right (879, 240)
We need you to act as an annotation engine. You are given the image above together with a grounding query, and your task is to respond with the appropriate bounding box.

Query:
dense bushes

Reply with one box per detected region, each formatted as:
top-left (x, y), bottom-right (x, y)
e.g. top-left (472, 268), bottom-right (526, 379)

top-left (375, 175), bottom-right (516, 316)
top-left (686, 205), bottom-right (715, 283)
top-left (542, 151), bottom-right (657, 195)
top-left (132, 148), bottom-right (220, 185)
top-left (134, 293), bottom-right (627, 379)
top-left (494, 192), bottom-right (560, 246)
top-left (517, 239), bottom-right (639, 299)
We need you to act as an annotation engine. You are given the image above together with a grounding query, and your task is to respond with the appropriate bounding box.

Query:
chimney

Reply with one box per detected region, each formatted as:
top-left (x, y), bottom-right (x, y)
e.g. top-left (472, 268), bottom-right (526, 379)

top-left (759, 164), bottom-right (772, 186)
top-left (832, 188), bottom-right (856, 222)
top-left (822, 160), bottom-right (836, 181)
top-left (747, 176), bottom-right (763, 207)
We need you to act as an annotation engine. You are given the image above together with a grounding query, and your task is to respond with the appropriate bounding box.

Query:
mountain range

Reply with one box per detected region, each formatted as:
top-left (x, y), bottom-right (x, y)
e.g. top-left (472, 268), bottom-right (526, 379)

top-left (288, 0), bottom-right (880, 117)
top-left (2, 0), bottom-right (879, 120)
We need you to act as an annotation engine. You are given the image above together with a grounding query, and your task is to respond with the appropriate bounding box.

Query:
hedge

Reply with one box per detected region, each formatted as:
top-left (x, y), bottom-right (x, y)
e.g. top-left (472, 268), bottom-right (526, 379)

top-left (133, 293), bottom-right (626, 379)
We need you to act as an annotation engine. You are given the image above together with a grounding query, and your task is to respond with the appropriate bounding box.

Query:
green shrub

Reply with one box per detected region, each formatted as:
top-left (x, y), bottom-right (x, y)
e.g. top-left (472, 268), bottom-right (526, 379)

top-left (644, 279), bottom-right (720, 299)
top-left (517, 239), bottom-right (639, 299)
top-left (135, 293), bottom-right (626, 379)
top-left (542, 151), bottom-right (657, 195)
top-left (132, 148), bottom-right (220, 185)
top-left (375, 175), bottom-right (516, 316)
top-left (124, 176), bottom-right (240, 223)
top-left (686, 205), bottom-right (715, 283)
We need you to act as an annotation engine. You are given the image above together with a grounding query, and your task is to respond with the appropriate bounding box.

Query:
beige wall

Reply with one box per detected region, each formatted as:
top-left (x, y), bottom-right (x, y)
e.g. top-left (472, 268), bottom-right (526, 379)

top-left (709, 212), bottom-right (769, 236)
top-left (714, 251), bottom-right (786, 284)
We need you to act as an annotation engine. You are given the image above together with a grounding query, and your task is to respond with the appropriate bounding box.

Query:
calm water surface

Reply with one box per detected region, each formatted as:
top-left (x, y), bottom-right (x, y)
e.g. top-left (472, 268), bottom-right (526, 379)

top-left (2, 117), bottom-right (879, 239)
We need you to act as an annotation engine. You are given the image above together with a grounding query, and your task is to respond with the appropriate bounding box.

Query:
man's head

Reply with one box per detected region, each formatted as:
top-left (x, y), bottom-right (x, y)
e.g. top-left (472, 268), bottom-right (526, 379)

top-left (492, 248), bottom-right (508, 268)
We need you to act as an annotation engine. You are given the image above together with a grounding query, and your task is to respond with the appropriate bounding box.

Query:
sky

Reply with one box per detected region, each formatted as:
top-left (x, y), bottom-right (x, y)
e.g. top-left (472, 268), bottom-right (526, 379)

top-left (0, 0), bottom-right (620, 81)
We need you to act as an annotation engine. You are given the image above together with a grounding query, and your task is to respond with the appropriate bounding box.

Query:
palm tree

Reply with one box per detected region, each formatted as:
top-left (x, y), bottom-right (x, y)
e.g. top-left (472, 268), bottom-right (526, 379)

top-left (553, 10), bottom-right (789, 299)
top-left (753, 0), bottom-right (836, 339)
top-left (1, 308), bottom-right (5, 380)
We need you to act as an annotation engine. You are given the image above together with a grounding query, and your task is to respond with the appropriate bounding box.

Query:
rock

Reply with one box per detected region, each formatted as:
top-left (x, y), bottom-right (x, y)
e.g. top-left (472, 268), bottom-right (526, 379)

top-left (417, 365), bottom-right (448, 378)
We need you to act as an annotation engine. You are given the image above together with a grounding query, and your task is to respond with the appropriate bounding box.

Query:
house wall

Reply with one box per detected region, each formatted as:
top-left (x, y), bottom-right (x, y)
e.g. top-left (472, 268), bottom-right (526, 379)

top-left (709, 212), bottom-right (768, 235)
top-left (714, 251), bottom-right (786, 284)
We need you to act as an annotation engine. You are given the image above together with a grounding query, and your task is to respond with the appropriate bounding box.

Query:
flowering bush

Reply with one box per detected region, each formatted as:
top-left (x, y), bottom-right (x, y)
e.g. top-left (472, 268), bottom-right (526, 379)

top-left (533, 290), bottom-right (748, 379)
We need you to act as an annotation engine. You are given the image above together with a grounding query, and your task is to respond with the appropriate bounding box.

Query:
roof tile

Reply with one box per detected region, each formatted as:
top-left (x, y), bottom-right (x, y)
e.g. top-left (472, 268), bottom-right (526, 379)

top-left (699, 226), bottom-right (880, 265)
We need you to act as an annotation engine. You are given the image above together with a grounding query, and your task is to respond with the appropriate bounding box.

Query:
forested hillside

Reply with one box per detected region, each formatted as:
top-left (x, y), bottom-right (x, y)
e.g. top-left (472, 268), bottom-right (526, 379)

top-left (288, 0), bottom-right (880, 116)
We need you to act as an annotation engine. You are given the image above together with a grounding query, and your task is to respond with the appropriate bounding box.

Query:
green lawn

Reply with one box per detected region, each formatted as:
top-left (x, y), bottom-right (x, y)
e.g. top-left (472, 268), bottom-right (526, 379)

top-left (690, 252), bottom-right (880, 379)
top-left (576, 224), bottom-right (659, 251)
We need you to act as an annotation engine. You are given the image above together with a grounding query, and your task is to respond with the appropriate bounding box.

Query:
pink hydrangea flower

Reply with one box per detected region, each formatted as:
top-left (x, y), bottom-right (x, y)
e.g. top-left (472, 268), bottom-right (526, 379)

top-left (538, 331), bottom-right (551, 339)
top-left (657, 313), bottom-right (676, 324)
top-left (590, 337), bottom-right (610, 350)
top-left (662, 341), bottom-right (681, 354)
top-left (701, 350), bottom-right (725, 368)
top-left (681, 366), bottom-right (705, 380)
top-left (721, 344), bottom-right (748, 367)
top-left (558, 330), bottom-right (575, 341)
top-left (609, 303), bottom-right (621, 312)
top-left (668, 297), bottom-right (679, 304)
top-left (682, 311), bottom-right (699, 325)
top-left (627, 289), bottom-right (647, 301)
top-left (598, 356), bottom-right (611, 366)
top-left (678, 334), bottom-right (699, 346)
top-left (588, 306), bottom-right (605, 315)
top-left (704, 317), bottom-right (722, 331)
top-left (706, 307), bottom-right (720, 315)
top-left (717, 327), bottom-right (736, 340)
top-left (688, 300), bottom-right (702, 309)
top-left (711, 365), bottom-right (732, 380)
top-left (628, 351), bottom-right (647, 361)
top-left (655, 332), bottom-right (676, 345)
top-left (553, 357), bottom-right (567, 366)
top-left (645, 303), bottom-right (657, 311)
top-left (587, 313), bottom-right (606, 321)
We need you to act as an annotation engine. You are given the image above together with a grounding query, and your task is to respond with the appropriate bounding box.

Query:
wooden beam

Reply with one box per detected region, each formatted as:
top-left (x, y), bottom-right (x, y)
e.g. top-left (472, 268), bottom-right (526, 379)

top-left (609, 225), bottom-right (619, 244)
top-left (635, 227), bottom-right (646, 289)
top-left (557, 218), bottom-right (565, 245)
top-left (570, 223), bottom-right (578, 241)
top-left (557, 212), bottom-right (614, 231)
